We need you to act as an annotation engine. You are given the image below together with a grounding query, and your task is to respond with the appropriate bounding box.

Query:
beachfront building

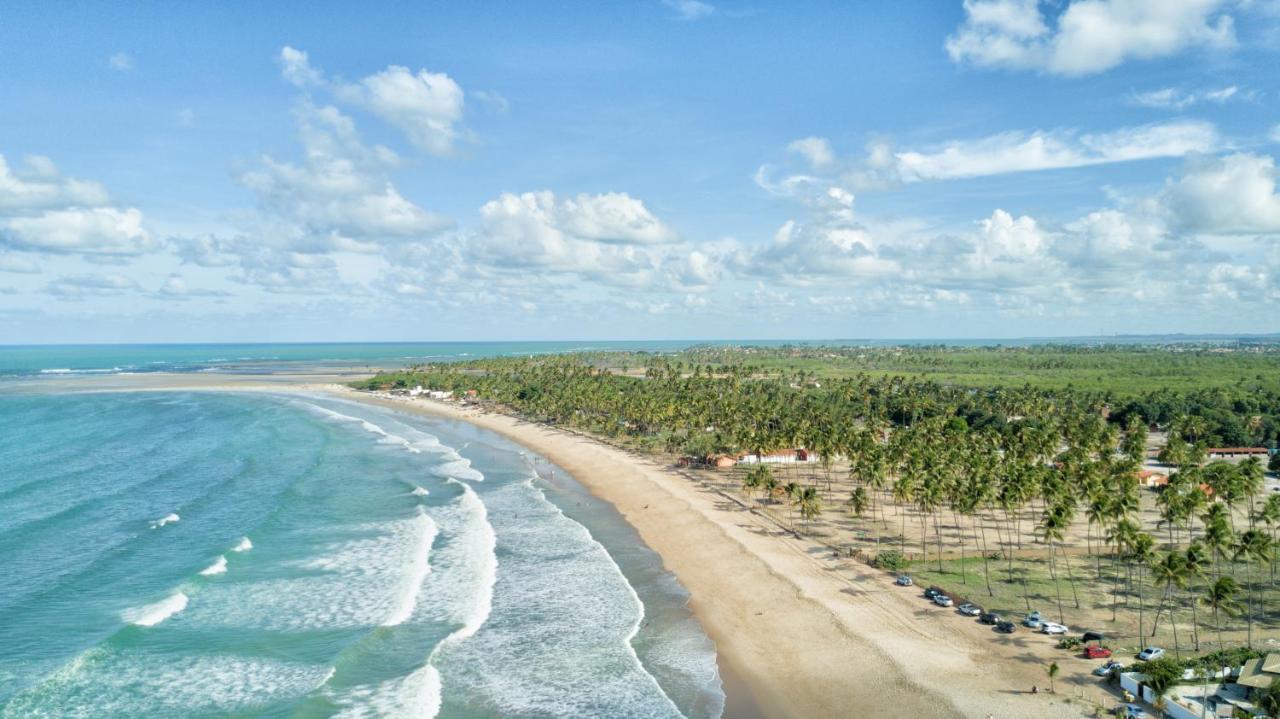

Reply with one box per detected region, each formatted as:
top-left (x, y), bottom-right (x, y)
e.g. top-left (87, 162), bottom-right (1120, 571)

top-left (1136, 469), bottom-right (1169, 488)
top-left (1206, 447), bottom-right (1269, 460)
top-left (737, 449), bottom-right (812, 464)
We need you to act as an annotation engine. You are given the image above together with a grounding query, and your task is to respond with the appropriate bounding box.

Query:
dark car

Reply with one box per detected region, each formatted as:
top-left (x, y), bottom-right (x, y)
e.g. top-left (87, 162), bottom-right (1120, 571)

top-left (923, 587), bottom-right (940, 600)
top-left (1082, 631), bottom-right (1106, 643)
top-left (979, 612), bottom-right (1001, 625)
top-left (995, 620), bottom-right (1016, 633)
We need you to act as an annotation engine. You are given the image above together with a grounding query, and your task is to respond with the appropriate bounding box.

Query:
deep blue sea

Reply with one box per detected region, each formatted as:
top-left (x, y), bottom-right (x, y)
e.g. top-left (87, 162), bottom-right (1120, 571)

top-left (0, 390), bottom-right (723, 717)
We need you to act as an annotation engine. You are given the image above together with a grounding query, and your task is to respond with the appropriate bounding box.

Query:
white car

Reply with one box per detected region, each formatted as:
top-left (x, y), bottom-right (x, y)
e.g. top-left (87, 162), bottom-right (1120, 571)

top-left (957, 603), bottom-right (981, 616)
top-left (933, 594), bottom-right (954, 607)
top-left (1040, 622), bottom-right (1068, 635)
top-left (1137, 647), bottom-right (1165, 661)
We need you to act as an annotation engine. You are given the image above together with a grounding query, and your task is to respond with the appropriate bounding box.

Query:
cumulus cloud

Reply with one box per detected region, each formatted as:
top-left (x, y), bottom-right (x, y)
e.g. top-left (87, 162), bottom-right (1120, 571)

top-left (238, 102), bottom-right (450, 254)
top-left (3, 207), bottom-right (154, 255)
top-left (334, 65), bottom-right (465, 155)
top-left (1165, 153), bottom-right (1280, 234)
top-left (946, 0), bottom-right (1237, 76)
top-left (787, 137), bottom-right (835, 169)
top-left (0, 155), bottom-right (109, 213)
top-left (279, 47), bottom-right (468, 156)
top-left (663, 0), bottom-right (715, 21)
top-left (279, 46), bottom-right (323, 88)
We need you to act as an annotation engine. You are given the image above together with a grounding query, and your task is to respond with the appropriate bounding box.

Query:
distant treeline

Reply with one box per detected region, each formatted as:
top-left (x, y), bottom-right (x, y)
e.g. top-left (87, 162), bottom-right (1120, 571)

top-left (352, 344), bottom-right (1280, 451)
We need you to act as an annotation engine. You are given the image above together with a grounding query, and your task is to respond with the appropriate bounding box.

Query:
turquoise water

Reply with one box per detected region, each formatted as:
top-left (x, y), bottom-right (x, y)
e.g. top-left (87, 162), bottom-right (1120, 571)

top-left (0, 341), bottom-right (708, 377)
top-left (1, 335), bottom-right (1260, 377)
top-left (0, 391), bottom-right (723, 717)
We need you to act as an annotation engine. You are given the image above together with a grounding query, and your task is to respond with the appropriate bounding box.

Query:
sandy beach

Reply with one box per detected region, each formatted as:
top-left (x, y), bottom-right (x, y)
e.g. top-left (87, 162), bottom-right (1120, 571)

top-left (333, 387), bottom-right (1098, 719)
top-left (37, 373), bottom-right (1097, 718)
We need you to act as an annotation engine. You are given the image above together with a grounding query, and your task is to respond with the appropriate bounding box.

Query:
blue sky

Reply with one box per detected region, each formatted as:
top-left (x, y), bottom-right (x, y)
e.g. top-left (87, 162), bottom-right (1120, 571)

top-left (2, 0), bottom-right (1279, 342)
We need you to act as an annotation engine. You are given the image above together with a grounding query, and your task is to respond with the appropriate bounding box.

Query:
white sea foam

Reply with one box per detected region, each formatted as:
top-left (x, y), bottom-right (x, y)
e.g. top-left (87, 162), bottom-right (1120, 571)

top-left (443, 481), bottom-right (496, 640)
top-left (199, 556), bottom-right (227, 576)
top-left (329, 663), bottom-right (441, 719)
top-left (231, 536), bottom-right (253, 552)
top-left (123, 591), bottom-right (188, 627)
top-left (431, 477), bottom-right (684, 718)
top-left (411, 486), bottom-right (430, 497)
top-left (150, 512), bottom-right (180, 529)
top-left (431, 458), bottom-right (484, 482)
top-left (382, 508), bottom-right (438, 627)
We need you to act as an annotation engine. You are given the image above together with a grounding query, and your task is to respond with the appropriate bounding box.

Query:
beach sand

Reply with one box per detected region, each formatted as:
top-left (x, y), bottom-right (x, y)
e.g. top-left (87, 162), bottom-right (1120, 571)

top-left (339, 388), bottom-right (1095, 719)
top-left (40, 373), bottom-right (1098, 718)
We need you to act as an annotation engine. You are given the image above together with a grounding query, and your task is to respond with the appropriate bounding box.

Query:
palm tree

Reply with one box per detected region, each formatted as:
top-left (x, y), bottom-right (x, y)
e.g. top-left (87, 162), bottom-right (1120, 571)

top-left (796, 486), bottom-right (822, 528)
top-left (1234, 529), bottom-right (1273, 649)
top-left (1046, 661), bottom-right (1059, 694)
top-left (1131, 532), bottom-right (1156, 641)
top-left (1255, 493), bottom-right (1280, 584)
top-left (1148, 551), bottom-right (1187, 656)
top-left (1201, 577), bottom-right (1242, 650)
top-left (1183, 542), bottom-right (1208, 651)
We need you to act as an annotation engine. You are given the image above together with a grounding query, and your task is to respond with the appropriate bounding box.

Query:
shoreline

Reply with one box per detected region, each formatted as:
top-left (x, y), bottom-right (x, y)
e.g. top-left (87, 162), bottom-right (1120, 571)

top-left (16, 375), bottom-right (1094, 718)
top-left (337, 388), bottom-right (1088, 719)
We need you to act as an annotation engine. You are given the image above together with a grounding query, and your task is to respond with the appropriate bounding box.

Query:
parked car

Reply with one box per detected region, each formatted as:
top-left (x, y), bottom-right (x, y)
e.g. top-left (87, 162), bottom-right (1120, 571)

top-left (1137, 647), bottom-right (1165, 661)
top-left (1123, 704), bottom-right (1149, 718)
top-left (957, 603), bottom-right (981, 616)
top-left (979, 612), bottom-right (1001, 625)
top-left (1023, 611), bottom-right (1043, 628)
top-left (995, 620), bottom-right (1016, 633)
top-left (1092, 660), bottom-right (1123, 676)
top-left (923, 587), bottom-right (940, 600)
top-left (1081, 630), bottom-right (1106, 643)
top-left (1084, 645), bottom-right (1112, 659)
top-left (933, 594), bottom-right (954, 607)
top-left (895, 575), bottom-right (913, 587)
top-left (1040, 622), bottom-right (1068, 635)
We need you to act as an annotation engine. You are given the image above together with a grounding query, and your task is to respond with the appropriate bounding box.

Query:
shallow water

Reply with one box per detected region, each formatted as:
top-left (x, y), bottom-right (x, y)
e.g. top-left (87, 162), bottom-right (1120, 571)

top-left (0, 391), bottom-right (723, 718)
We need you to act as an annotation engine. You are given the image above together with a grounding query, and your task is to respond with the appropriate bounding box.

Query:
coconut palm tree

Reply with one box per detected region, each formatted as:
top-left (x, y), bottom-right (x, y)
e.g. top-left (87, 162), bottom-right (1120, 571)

top-left (1131, 532), bottom-right (1156, 641)
top-left (1183, 542), bottom-right (1208, 651)
top-left (1046, 662), bottom-right (1059, 694)
top-left (1201, 577), bottom-right (1242, 650)
top-left (796, 486), bottom-right (822, 528)
top-left (1148, 551), bottom-right (1187, 656)
top-left (1233, 529), bottom-right (1273, 649)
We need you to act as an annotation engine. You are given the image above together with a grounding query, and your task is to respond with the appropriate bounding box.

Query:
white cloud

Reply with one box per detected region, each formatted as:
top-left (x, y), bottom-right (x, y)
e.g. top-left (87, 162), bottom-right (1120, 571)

top-left (0, 154), bottom-right (110, 214)
top-left (894, 120), bottom-right (1217, 180)
top-left (3, 207), bottom-right (154, 255)
top-left (947, 0), bottom-right (1237, 76)
top-left (1270, 125), bottom-right (1280, 144)
top-left (335, 65), bottom-right (465, 155)
top-left (663, 0), bottom-right (715, 21)
top-left (177, 108), bottom-right (196, 127)
top-left (787, 137), bottom-right (835, 169)
top-left (279, 46), bottom-right (323, 88)
top-left (556, 192), bottom-right (675, 244)
top-left (108, 52), bottom-right (134, 72)
top-left (1130, 85), bottom-right (1241, 110)
top-left (238, 102), bottom-right (450, 253)
top-left (1165, 153), bottom-right (1280, 234)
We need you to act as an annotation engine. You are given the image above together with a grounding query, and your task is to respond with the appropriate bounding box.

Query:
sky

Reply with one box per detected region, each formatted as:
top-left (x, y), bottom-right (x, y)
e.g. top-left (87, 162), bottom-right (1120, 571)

top-left (1, 0), bottom-right (1279, 343)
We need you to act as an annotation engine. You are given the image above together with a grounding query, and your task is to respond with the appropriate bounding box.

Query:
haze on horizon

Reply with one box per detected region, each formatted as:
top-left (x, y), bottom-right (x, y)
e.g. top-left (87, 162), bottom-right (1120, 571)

top-left (1, 0), bottom-right (1278, 344)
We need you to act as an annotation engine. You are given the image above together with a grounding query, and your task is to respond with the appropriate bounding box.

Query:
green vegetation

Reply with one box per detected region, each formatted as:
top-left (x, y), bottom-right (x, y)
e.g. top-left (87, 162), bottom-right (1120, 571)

top-left (354, 343), bottom-right (1280, 653)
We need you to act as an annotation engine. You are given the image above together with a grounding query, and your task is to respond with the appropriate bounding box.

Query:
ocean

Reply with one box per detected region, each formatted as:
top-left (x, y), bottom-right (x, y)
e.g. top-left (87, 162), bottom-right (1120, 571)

top-left (0, 390), bottom-right (724, 717)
